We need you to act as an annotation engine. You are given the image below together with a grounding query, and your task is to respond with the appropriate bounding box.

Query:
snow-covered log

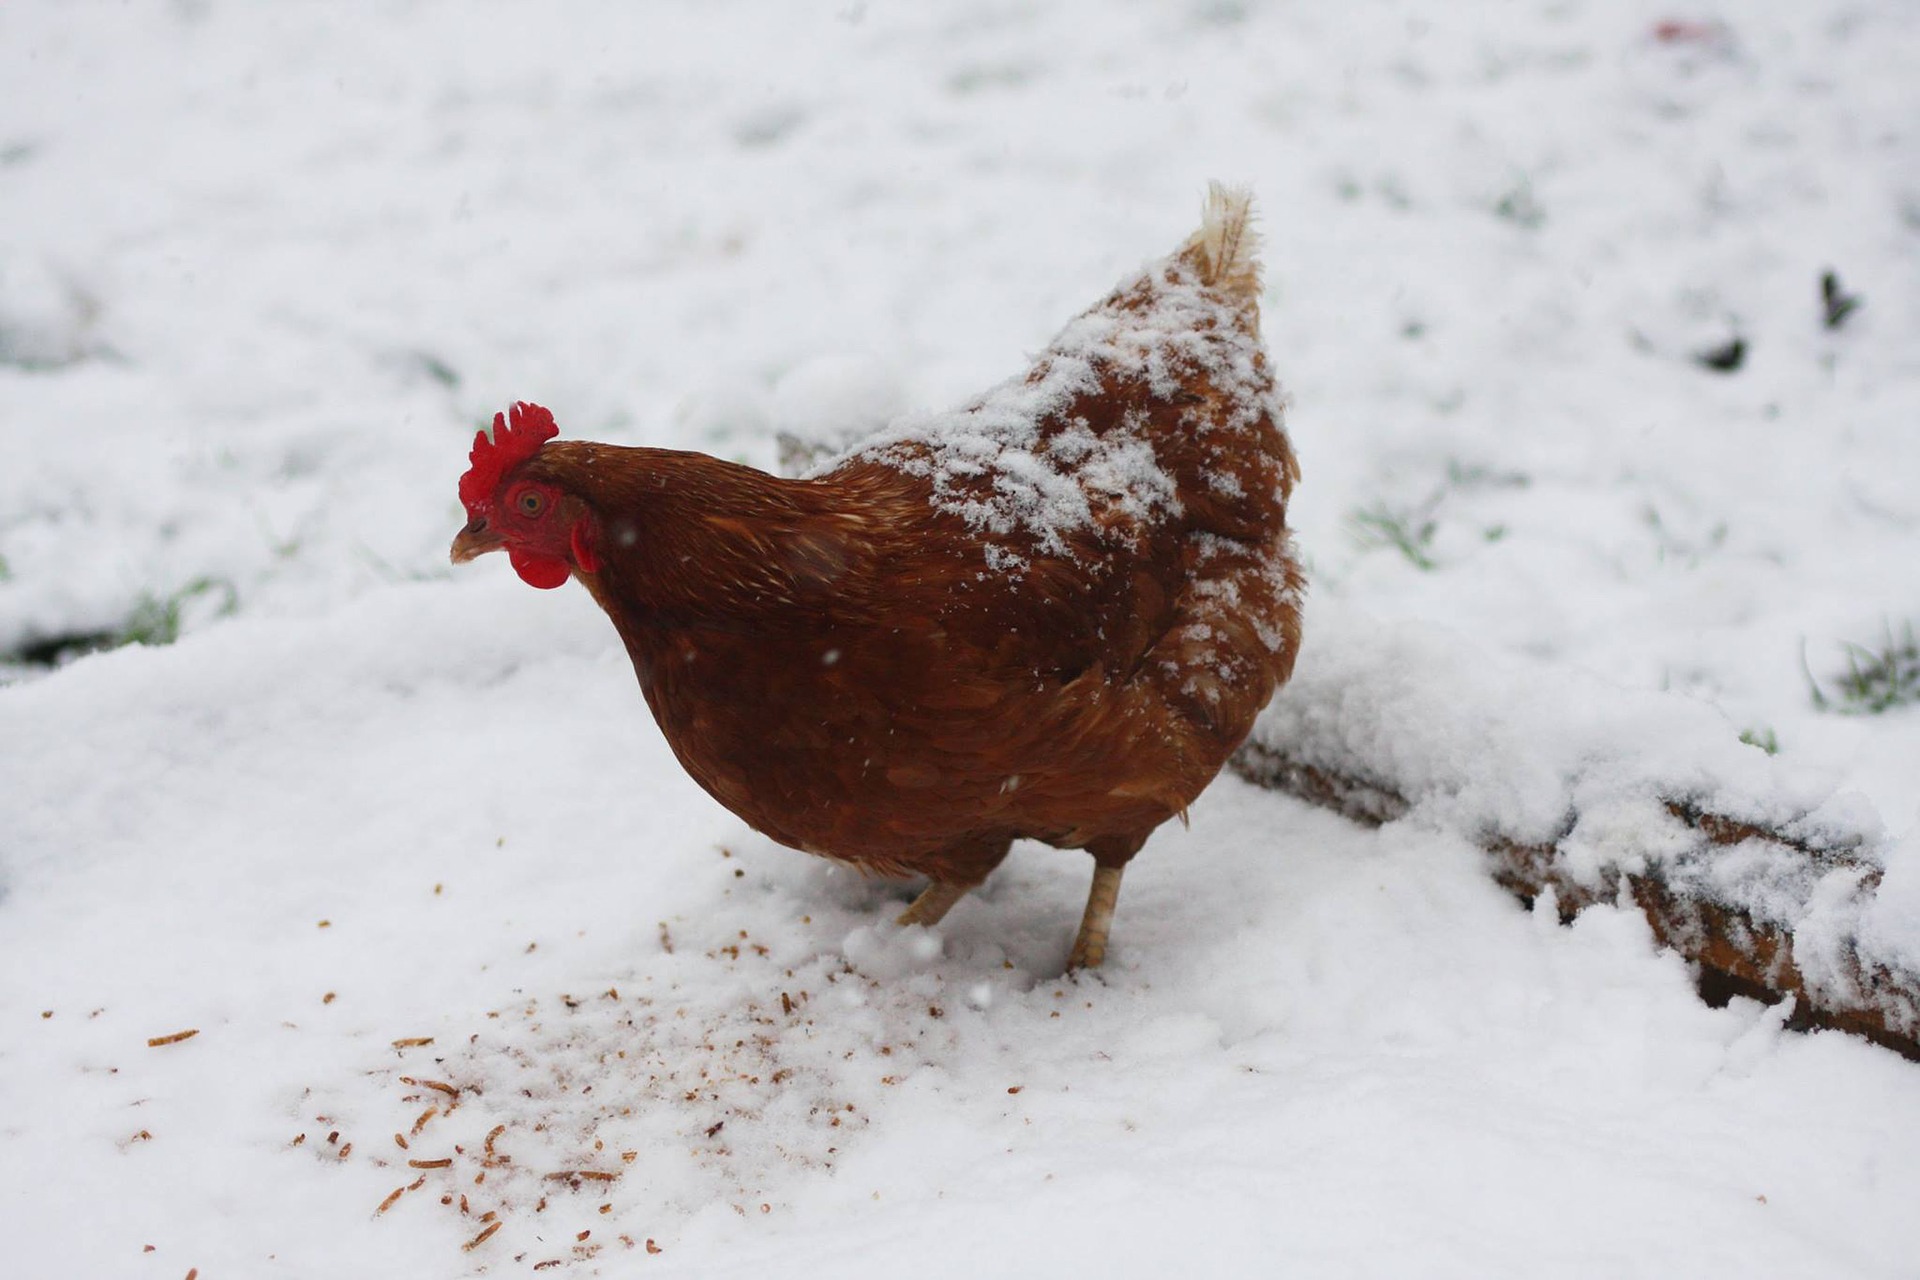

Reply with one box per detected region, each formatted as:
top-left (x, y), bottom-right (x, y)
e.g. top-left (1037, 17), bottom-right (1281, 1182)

top-left (1235, 602), bottom-right (1920, 1063)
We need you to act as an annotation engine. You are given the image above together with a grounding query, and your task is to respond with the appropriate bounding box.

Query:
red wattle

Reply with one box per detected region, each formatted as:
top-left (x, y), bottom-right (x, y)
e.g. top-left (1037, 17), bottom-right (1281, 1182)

top-left (508, 546), bottom-right (571, 589)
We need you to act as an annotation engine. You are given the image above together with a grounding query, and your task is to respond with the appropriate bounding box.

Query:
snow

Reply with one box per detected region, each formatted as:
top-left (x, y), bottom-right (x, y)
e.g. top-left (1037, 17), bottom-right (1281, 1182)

top-left (1248, 598), bottom-right (1908, 1035)
top-left (841, 256), bottom-right (1263, 557)
top-left (3, 1), bottom-right (1920, 1277)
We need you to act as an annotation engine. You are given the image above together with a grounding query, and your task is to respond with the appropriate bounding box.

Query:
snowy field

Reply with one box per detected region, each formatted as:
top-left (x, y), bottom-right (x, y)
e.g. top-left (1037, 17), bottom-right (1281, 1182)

top-left (4, 2), bottom-right (1920, 1276)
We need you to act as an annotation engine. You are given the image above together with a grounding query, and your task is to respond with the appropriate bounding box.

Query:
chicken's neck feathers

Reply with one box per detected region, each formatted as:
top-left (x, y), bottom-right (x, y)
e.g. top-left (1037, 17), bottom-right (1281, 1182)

top-left (526, 442), bottom-right (907, 635)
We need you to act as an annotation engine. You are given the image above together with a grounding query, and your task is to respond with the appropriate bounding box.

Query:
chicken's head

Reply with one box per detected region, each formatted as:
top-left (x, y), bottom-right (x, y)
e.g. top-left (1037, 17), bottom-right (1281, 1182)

top-left (450, 401), bottom-right (599, 589)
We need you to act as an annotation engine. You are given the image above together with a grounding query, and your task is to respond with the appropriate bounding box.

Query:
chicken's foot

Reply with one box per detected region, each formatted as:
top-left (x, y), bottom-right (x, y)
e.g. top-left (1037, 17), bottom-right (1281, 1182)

top-left (896, 880), bottom-right (971, 929)
top-left (1067, 865), bottom-right (1125, 970)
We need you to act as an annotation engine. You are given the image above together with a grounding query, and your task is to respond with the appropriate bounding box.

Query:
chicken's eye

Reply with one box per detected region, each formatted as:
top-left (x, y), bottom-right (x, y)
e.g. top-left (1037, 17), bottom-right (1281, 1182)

top-left (515, 489), bottom-right (547, 518)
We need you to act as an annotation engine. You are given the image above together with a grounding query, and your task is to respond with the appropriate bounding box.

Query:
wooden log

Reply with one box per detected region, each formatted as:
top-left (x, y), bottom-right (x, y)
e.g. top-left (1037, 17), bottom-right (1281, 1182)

top-left (1230, 740), bottom-right (1920, 1063)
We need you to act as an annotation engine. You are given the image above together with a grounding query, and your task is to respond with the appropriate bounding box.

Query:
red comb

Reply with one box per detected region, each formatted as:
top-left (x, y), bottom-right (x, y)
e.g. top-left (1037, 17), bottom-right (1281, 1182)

top-left (459, 401), bottom-right (559, 513)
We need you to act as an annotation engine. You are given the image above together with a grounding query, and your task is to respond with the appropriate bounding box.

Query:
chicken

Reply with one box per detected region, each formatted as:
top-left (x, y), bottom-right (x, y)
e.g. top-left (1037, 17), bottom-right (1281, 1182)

top-left (450, 184), bottom-right (1303, 968)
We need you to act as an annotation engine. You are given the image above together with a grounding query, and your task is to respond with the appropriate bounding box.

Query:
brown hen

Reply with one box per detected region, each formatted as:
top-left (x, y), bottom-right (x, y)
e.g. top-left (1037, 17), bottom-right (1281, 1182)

top-left (451, 184), bottom-right (1303, 968)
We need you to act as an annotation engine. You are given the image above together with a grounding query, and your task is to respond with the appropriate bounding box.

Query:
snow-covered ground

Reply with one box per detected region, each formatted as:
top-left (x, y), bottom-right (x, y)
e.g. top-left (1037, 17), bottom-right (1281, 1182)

top-left (4, 2), bottom-right (1919, 1275)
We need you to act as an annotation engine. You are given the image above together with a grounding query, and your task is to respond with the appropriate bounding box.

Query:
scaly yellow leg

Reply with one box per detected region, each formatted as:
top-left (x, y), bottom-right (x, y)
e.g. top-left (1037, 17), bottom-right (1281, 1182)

top-left (896, 880), bottom-right (971, 929)
top-left (1067, 865), bottom-right (1125, 970)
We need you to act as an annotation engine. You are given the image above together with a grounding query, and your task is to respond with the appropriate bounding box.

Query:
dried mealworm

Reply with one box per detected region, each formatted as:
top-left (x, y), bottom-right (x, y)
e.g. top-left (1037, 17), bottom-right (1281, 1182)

top-left (391, 1036), bottom-right (434, 1048)
top-left (411, 1106), bottom-right (439, 1136)
top-left (376, 1186), bottom-right (408, 1216)
top-left (408, 1158), bottom-right (452, 1169)
top-left (147, 1030), bottom-right (199, 1048)
top-left (419, 1079), bottom-right (459, 1097)
top-left (462, 1221), bottom-right (502, 1252)
top-left (484, 1123), bottom-right (506, 1158)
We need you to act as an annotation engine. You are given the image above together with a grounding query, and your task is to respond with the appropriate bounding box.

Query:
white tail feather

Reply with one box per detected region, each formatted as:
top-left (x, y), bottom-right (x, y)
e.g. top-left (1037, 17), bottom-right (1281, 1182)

top-left (1186, 181), bottom-right (1261, 301)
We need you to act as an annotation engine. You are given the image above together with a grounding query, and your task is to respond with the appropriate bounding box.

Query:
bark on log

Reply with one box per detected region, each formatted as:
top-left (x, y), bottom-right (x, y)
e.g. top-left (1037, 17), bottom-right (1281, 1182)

top-left (1230, 741), bottom-right (1920, 1064)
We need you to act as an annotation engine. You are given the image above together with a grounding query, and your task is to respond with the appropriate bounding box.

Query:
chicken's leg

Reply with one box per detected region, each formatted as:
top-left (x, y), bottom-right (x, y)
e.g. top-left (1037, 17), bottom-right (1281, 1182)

top-left (896, 880), bottom-right (971, 929)
top-left (1067, 865), bottom-right (1125, 970)
top-left (895, 836), bottom-right (1013, 931)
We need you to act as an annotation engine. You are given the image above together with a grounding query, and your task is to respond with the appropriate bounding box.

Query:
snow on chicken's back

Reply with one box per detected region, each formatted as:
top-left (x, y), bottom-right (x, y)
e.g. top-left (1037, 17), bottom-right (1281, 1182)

top-left (832, 183), bottom-right (1297, 577)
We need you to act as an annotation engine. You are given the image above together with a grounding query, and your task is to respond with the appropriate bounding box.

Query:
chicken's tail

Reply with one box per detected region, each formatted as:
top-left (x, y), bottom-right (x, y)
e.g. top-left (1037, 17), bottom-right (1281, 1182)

top-left (1182, 181), bottom-right (1261, 303)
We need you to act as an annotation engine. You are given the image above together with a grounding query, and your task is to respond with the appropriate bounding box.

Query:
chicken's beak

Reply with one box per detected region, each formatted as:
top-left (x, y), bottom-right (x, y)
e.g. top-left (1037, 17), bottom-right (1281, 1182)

top-left (450, 516), bottom-right (505, 564)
